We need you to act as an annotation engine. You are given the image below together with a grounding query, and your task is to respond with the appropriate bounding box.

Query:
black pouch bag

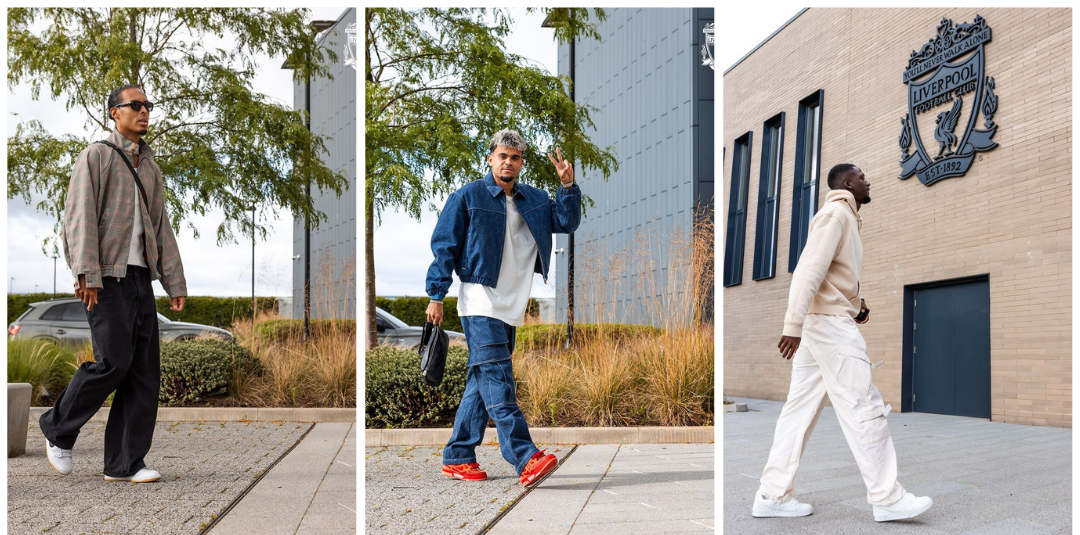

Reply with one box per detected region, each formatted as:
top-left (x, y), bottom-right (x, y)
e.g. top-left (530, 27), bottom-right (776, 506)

top-left (419, 322), bottom-right (449, 386)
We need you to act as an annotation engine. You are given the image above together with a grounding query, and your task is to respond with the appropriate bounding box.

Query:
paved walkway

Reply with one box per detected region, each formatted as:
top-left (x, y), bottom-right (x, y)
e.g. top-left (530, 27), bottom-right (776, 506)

top-left (365, 443), bottom-right (713, 534)
top-left (8, 420), bottom-right (356, 534)
top-left (724, 397), bottom-right (1071, 534)
top-left (210, 423), bottom-right (356, 534)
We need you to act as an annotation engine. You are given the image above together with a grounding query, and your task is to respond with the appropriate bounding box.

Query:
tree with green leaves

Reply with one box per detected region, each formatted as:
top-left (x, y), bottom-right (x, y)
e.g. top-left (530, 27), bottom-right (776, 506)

top-left (8, 8), bottom-right (350, 252)
top-left (366, 7), bottom-right (618, 349)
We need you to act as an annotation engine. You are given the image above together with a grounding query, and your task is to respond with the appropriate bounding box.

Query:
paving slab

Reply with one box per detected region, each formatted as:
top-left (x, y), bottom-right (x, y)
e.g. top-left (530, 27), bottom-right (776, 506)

top-left (488, 444), bottom-right (619, 534)
top-left (210, 423), bottom-right (355, 534)
top-left (8, 420), bottom-right (309, 534)
top-left (296, 424), bottom-right (358, 534)
top-left (365, 443), bottom-right (572, 534)
top-left (724, 397), bottom-right (1071, 534)
top-left (492, 443), bottom-right (714, 534)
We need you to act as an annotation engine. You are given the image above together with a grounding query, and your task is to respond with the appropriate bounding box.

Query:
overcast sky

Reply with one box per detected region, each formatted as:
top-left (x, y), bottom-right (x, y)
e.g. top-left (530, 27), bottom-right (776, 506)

top-left (373, 8), bottom-right (558, 299)
top-left (6, 7), bottom-right (349, 298)
top-left (718, 7), bottom-right (803, 73)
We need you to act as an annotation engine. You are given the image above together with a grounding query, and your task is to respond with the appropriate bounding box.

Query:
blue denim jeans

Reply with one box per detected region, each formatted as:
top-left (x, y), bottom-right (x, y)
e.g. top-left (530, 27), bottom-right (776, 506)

top-left (443, 316), bottom-right (539, 475)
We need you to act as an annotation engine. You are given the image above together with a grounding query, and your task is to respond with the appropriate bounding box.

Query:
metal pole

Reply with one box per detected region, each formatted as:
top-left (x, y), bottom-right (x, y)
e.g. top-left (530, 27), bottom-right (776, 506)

top-left (303, 67), bottom-right (312, 341)
top-left (566, 18), bottom-right (576, 349)
top-left (53, 255), bottom-right (57, 298)
top-left (252, 205), bottom-right (256, 328)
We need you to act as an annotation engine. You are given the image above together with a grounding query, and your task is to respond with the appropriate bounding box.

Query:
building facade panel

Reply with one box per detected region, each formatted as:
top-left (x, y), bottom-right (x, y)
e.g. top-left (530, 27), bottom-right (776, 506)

top-left (723, 8), bottom-right (1070, 427)
top-left (556, 8), bottom-right (714, 326)
top-left (291, 8), bottom-right (357, 320)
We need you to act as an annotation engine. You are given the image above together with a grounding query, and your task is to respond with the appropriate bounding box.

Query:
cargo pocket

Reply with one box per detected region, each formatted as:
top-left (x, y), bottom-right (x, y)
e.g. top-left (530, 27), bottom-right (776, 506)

top-left (464, 317), bottom-right (511, 366)
top-left (836, 346), bottom-right (889, 448)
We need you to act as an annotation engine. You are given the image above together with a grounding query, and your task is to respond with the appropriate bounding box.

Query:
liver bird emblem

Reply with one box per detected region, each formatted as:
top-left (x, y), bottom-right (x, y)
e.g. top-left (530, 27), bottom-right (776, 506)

top-left (934, 96), bottom-right (962, 159)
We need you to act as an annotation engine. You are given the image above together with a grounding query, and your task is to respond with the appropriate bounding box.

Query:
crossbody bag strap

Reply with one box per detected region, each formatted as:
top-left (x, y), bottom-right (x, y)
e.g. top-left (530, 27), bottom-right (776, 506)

top-left (95, 140), bottom-right (151, 216)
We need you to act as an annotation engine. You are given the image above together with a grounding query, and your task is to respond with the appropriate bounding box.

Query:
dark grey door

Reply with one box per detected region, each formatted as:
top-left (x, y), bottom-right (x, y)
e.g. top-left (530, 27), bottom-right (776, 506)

top-left (912, 280), bottom-right (991, 418)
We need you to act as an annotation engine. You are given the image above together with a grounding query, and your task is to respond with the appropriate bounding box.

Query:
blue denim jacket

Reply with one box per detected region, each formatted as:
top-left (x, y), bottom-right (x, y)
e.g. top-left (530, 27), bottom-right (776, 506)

top-left (426, 171), bottom-right (581, 301)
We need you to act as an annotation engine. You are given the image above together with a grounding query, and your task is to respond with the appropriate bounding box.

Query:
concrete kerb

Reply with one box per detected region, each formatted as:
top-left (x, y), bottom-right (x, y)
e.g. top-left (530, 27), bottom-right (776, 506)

top-left (366, 426), bottom-right (715, 446)
top-left (29, 406), bottom-right (356, 423)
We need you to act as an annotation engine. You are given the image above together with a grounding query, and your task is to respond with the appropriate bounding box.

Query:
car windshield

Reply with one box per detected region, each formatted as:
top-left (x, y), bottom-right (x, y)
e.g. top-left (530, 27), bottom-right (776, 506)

top-left (157, 313), bottom-right (170, 323)
top-left (377, 308), bottom-right (410, 329)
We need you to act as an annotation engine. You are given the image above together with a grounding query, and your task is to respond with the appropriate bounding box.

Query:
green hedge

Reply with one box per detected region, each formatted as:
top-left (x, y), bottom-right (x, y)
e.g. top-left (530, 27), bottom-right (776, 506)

top-left (254, 319), bottom-right (357, 344)
top-left (155, 296), bottom-right (277, 329)
top-left (375, 296), bottom-right (539, 333)
top-left (7, 292), bottom-right (277, 330)
top-left (159, 339), bottom-right (261, 405)
top-left (515, 323), bottom-right (662, 351)
top-left (365, 346), bottom-right (468, 428)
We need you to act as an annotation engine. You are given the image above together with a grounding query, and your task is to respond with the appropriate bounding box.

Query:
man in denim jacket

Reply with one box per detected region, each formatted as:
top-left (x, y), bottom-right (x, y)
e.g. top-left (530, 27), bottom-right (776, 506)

top-left (426, 129), bottom-right (580, 486)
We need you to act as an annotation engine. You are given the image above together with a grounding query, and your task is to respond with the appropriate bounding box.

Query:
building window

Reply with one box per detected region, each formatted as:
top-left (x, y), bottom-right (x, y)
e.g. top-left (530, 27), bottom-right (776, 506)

top-left (788, 90), bottom-right (824, 272)
top-left (753, 113), bottom-right (785, 280)
top-left (724, 131), bottom-right (752, 287)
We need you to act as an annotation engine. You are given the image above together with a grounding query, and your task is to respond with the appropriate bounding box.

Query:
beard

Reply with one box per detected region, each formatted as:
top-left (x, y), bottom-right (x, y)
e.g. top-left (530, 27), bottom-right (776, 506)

top-left (497, 168), bottom-right (516, 182)
top-left (135, 124), bottom-right (149, 135)
top-left (861, 194), bottom-right (871, 204)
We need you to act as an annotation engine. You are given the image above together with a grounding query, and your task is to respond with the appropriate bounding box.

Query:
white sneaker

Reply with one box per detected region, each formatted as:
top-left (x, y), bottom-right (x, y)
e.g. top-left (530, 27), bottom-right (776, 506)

top-left (873, 492), bottom-right (933, 522)
top-left (45, 440), bottom-right (72, 475)
top-left (104, 467), bottom-right (161, 483)
top-left (752, 493), bottom-right (813, 517)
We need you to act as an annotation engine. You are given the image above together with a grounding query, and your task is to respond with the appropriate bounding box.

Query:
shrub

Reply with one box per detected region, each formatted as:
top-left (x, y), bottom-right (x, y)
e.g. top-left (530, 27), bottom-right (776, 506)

top-left (159, 339), bottom-right (260, 405)
top-left (375, 296), bottom-right (539, 333)
top-left (254, 319), bottom-right (356, 344)
top-left (365, 346), bottom-right (468, 428)
top-left (156, 296), bottom-right (278, 330)
top-left (7, 338), bottom-right (79, 405)
top-left (515, 323), bottom-right (662, 351)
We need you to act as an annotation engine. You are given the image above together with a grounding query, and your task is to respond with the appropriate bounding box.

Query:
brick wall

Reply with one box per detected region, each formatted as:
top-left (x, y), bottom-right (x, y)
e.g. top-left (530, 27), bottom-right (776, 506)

top-left (722, 8), bottom-right (1071, 427)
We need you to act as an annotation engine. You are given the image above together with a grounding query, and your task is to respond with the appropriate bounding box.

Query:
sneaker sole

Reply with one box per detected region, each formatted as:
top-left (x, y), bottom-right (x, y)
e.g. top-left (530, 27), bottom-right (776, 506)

top-left (45, 440), bottom-right (71, 476)
top-left (520, 457), bottom-right (557, 486)
top-left (752, 506), bottom-right (812, 518)
top-left (104, 475), bottom-right (161, 483)
top-left (874, 500), bottom-right (933, 522)
top-left (441, 469), bottom-right (487, 481)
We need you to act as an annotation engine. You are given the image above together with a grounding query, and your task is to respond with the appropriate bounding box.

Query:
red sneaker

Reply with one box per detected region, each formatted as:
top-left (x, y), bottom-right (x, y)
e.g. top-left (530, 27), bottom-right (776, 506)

top-left (519, 449), bottom-right (558, 486)
top-left (442, 462), bottom-right (488, 481)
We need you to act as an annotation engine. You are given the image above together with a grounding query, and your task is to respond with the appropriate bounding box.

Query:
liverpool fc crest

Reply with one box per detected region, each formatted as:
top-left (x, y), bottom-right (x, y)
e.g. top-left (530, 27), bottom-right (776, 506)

top-left (898, 15), bottom-right (999, 186)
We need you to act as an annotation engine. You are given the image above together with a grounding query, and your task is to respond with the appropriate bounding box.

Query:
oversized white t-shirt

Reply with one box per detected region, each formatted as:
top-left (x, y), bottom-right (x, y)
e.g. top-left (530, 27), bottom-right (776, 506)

top-left (127, 192), bottom-right (147, 267)
top-left (457, 193), bottom-right (538, 326)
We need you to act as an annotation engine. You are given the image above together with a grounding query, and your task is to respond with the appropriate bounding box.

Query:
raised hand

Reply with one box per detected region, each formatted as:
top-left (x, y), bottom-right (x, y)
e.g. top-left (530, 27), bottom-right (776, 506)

top-left (546, 147), bottom-right (574, 185)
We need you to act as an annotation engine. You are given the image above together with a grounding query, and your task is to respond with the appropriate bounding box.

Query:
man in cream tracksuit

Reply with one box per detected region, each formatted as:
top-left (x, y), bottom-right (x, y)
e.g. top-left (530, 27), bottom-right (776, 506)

top-left (752, 164), bottom-right (933, 522)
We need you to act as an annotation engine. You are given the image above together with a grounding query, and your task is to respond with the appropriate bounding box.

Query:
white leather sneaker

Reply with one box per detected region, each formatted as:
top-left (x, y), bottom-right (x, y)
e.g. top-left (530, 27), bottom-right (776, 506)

top-left (752, 493), bottom-right (813, 517)
top-left (104, 467), bottom-right (161, 483)
top-left (873, 492), bottom-right (933, 522)
top-left (45, 440), bottom-right (72, 475)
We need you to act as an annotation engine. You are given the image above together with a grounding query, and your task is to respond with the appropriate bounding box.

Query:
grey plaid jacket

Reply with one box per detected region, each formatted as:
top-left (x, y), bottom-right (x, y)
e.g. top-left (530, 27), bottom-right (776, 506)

top-left (62, 129), bottom-right (187, 297)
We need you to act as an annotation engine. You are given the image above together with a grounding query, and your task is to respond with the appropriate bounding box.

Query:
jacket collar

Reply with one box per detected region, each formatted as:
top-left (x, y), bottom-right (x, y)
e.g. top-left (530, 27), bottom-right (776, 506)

top-left (485, 171), bottom-right (527, 200)
top-left (824, 189), bottom-right (862, 230)
top-left (108, 129), bottom-right (155, 160)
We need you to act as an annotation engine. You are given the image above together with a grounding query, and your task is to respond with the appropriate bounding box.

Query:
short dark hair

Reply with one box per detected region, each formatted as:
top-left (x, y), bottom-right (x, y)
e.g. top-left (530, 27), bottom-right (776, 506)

top-left (827, 163), bottom-right (858, 190)
top-left (106, 84), bottom-right (142, 122)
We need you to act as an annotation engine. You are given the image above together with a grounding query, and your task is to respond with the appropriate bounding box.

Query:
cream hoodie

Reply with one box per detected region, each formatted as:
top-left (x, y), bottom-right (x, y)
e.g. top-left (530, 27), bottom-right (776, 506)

top-left (783, 189), bottom-right (863, 337)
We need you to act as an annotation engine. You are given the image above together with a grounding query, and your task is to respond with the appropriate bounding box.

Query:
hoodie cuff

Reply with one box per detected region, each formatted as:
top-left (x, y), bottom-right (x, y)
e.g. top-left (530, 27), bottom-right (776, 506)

top-left (782, 323), bottom-right (804, 338)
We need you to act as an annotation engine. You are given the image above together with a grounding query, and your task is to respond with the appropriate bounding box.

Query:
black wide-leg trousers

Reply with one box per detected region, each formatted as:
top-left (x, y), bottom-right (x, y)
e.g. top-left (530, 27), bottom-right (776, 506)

top-left (39, 265), bottom-right (161, 478)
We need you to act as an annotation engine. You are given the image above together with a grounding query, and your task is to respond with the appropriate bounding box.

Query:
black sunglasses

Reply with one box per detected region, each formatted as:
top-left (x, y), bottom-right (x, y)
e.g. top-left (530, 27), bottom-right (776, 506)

top-left (114, 100), bottom-right (154, 113)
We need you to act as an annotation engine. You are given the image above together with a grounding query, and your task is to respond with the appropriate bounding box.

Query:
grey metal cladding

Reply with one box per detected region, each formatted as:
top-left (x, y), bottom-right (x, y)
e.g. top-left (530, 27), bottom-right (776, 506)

top-left (291, 8), bottom-right (357, 320)
top-left (555, 8), bottom-right (713, 326)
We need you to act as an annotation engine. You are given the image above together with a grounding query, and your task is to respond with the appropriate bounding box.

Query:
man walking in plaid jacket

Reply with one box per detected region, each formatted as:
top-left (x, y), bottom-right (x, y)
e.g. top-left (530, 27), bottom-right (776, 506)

top-left (39, 84), bottom-right (187, 483)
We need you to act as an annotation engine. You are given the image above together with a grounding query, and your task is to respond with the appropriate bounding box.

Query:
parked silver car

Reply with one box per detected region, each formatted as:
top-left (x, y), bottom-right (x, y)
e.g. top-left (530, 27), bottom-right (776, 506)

top-left (8, 297), bottom-right (235, 346)
top-left (376, 306), bottom-right (464, 349)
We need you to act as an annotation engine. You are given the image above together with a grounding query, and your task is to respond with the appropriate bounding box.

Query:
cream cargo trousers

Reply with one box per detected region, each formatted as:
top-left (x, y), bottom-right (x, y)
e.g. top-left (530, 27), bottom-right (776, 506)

top-left (758, 314), bottom-right (906, 506)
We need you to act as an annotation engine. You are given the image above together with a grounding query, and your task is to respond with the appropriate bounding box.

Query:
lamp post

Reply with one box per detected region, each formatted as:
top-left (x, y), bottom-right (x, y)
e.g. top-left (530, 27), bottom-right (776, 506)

top-left (251, 204), bottom-right (257, 329)
top-left (52, 254), bottom-right (59, 298)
